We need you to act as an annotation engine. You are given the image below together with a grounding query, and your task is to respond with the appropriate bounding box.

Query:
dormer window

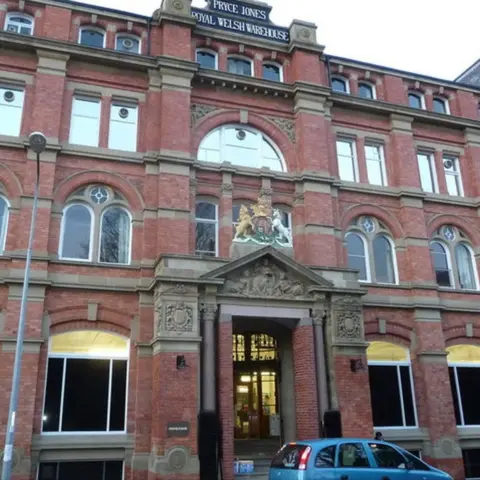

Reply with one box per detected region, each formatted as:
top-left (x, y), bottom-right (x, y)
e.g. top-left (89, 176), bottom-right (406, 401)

top-left (79, 27), bottom-right (106, 48)
top-left (115, 34), bottom-right (140, 54)
top-left (358, 82), bottom-right (375, 99)
top-left (408, 92), bottom-right (425, 109)
top-left (228, 57), bottom-right (253, 77)
top-left (263, 63), bottom-right (282, 82)
top-left (196, 49), bottom-right (218, 70)
top-left (4, 13), bottom-right (33, 35)
top-left (331, 76), bottom-right (349, 94)
top-left (433, 97), bottom-right (449, 114)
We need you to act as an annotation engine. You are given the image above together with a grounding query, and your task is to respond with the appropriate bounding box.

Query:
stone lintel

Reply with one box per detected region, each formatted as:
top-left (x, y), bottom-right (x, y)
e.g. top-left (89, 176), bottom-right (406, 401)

top-left (151, 337), bottom-right (201, 354)
top-left (414, 308), bottom-right (441, 322)
top-left (416, 350), bottom-right (448, 363)
top-left (1, 337), bottom-right (43, 353)
top-left (390, 113), bottom-right (413, 133)
top-left (332, 341), bottom-right (369, 356)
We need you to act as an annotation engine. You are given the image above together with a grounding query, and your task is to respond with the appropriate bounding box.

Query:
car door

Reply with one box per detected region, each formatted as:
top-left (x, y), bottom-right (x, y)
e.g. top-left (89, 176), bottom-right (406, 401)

top-left (335, 441), bottom-right (373, 480)
top-left (365, 442), bottom-right (409, 480)
top-left (309, 444), bottom-right (337, 480)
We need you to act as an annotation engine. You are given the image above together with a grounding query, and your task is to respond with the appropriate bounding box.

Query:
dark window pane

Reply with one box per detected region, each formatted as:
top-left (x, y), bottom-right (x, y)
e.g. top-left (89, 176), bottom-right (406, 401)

top-left (315, 446), bottom-right (336, 468)
top-left (62, 359), bottom-right (110, 431)
top-left (195, 202), bottom-right (216, 220)
top-left (263, 64), bottom-right (280, 81)
top-left (39, 461), bottom-right (123, 480)
top-left (463, 449), bottom-right (480, 479)
top-left (403, 451), bottom-right (430, 471)
top-left (358, 84), bottom-right (373, 99)
top-left (373, 235), bottom-right (395, 283)
top-left (400, 366), bottom-right (415, 426)
top-left (368, 443), bottom-right (406, 469)
top-left (332, 78), bottom-right (347, 93)
top-left (99, 207), bottom-right (130, 264)
top-left (109, 360), bottom-right (127, 431)
top-left (431, 242), bottom-right (451, 287)
top-left (228, 58), bottom-right (252, 76)
top-left (61, 205), bottom-right (92, 259)
top-left (38, 462), bottom-right (58, 480)
top-left (271, 444), bottom-right (309, 469)
top-left (449, 367), bottom-right (462, 424)
top-left (116, 36), bottom-right (140, 53)
top-left (105, 461), bottom-right (124, 480)
top-left (457, 367), bottom-right (480, 425)
top-left (369, 365), bottom-right (403, 426)
top-left (197, 51), bottom-right (216, 69)
top-left (80, 29), bottom-right (105, 48)
top-left (195, 222), bottom-right (216, 255)
top-left (433, 99), bottom-right (446, 114)
top-left (347, 234), bottom-right (367, 281)
top-left (43, 358), bottom-right (64, 432)
top-left (338, 443), bottom-right (370, 468)
top-left (408, 93), bottom-right (422, 109)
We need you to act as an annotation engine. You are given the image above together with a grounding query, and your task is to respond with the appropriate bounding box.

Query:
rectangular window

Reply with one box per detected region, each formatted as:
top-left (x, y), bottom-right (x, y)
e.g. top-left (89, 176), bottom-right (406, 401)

top-left (42, 357), bottom-right (127, 433)
top-left (336, 139), bottom-right (358, 182)
top-left (108, 104), bottom-right (138, 152)
top-left (69, 97), bottom-right (101, 147)
top-left (449, 366), bottom-right (480, 426)
top-left (463, 449), bottom-right (480, 479)
top-left (443, 156), bottom-right (463, 196)
top-left (195, 202), bottom-right (217, 256)
top-left (417, 152), bottom-right (437, 193)
top-left (365, 144), bottom-right (387, 186)
top-left (38, 461), bottom-right (124, 480)
top-left (369, 365), bottom-right (416, 427)
top-left (0, 87), bottom-right (25, 136)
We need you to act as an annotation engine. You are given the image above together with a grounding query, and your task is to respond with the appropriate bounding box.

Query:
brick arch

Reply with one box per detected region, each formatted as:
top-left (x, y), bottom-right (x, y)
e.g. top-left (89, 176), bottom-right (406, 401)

top-left (78, 21), bottom-right (108, 30)
top-left (53, 170), bottom-right (144, 210)
top-left (427, 214), bottom-right (480, 245)
top-left (192, 110), bottom-right (297, 171)
top-left (5, 7), bottom-right (36, 17)
top-left (0, 163), bottom-right (22, 199)
top-left (340, 204), bottom-right (405, 239)
top-left (444, 328), bottom-right (480, 346)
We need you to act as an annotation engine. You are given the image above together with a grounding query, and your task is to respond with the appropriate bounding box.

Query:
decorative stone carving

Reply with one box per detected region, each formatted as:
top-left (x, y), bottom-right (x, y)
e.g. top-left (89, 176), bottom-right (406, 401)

top-left (222, 258), bottom-right (306, 298)
top-left (267, 117), bottom-right (296, 144)
top-left (259, 187), bottom-right (272, 196)
top-left (312, 309), bottom-right (327, 326)
top-left (162, 302), bottom-right (193, 332)
top-left (166, 446), bottom-right (188, 471)
top-left (332, 297), bottom-right (363, 340)
top-left (221, 183), bottom-right (233, 193)
top-left (191, 104), bottom-right (217, 126)
top-left (201, 304), bottom-right (217, 322)
top-left (174, 284), bottom-right (186, 294)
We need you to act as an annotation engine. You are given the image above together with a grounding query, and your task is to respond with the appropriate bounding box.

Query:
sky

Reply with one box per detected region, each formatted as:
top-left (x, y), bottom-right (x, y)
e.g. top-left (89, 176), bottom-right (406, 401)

top-left (88, 0), bottom-right (479, 81)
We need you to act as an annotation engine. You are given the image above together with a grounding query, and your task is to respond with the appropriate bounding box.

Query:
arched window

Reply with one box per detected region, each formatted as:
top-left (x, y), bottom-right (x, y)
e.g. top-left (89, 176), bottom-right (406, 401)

top-left (433, 97), bottom-right (449, 114)
top-left (228, 56), bottom-right (253, 76)
top-left (358, 82), bottom-right (375, 99)
top-left (447, 345), bottom-right (480, 426)
top-left (263, 62), bottom-right (282, 82)
top-left (198, 125), bottom-right (285, 172)
top-left (331, 76), bottom-right (349, 94)
top-left (196, 49), bottom-right (217, 69)
top-left (195, 201), bottom-right (218, 256)
top-left (42, 330), bottom-right (129, 433)
top-left (4, 12), bottom-right (33, 35)
top-left (115, 34), bottom-right (141, 54)
top-left (79, 26), bottom-right (106, 48)
top-left (367, 341), bottom-right (417, 428)
top-left (59, 185), bottom-right (132, 264)
top-left (430, 226), bottom-right (478, 290)
top-left (0, 196), bottom-right (10, 254)
top-left (408, 92), bottom-right (424, 109)
top-left (346, 216), bottom-right (398, 284)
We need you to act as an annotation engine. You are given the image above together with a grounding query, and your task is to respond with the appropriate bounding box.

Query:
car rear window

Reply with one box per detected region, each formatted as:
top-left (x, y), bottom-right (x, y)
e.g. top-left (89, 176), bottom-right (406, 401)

top-left (271, 444), bottom-right (309, 470)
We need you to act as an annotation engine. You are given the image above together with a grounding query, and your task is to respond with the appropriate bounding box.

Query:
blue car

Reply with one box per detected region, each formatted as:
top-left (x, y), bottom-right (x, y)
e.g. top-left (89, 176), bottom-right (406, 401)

top-left (269, 438), bottom-right (453, 480)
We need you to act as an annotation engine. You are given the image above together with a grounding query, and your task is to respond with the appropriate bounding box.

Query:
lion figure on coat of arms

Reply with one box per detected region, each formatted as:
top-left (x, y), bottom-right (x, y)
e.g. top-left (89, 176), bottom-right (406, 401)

top-left (234, 205), bottom-right (253, 239)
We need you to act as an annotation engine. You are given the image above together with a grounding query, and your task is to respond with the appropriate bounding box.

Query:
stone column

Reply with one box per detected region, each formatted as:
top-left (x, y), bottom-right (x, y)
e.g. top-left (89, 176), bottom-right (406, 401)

top-left (312, 309), bottom-right (329, 425)
top-left (200, 304), bottom-right (217, 412)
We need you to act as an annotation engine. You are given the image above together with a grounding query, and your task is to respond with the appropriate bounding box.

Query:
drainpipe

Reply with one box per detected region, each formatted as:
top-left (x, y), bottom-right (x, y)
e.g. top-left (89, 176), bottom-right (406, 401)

top-left (146, 16), bottom-right (152, 56)
top-left (325, 54), bottom-right (332, 88)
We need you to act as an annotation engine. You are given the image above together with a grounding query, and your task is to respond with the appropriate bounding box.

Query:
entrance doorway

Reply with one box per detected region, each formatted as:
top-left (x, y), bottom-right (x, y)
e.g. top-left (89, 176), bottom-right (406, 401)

top-left (233, 333), bottom-right (280, 440)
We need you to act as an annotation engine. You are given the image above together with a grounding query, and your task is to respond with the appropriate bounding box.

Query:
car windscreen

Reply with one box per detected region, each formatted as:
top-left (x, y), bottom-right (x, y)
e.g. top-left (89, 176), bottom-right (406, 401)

top-left (271, 444), bottom-right (309, 470)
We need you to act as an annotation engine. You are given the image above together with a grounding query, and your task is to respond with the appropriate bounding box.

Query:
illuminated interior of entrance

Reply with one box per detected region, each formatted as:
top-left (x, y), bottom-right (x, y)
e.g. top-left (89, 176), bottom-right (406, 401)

top-left (233, 333), bottom-right (280, 439)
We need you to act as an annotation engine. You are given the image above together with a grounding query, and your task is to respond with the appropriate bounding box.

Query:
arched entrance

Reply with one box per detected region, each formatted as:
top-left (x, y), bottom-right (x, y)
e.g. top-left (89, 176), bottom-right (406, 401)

top-left (233, 332), bottom-right (280, 440)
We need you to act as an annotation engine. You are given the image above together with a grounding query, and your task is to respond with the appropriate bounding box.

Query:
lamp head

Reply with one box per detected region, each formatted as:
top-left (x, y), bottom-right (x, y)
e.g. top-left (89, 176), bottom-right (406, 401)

top-left (28, 131), bottom-right (47, 154)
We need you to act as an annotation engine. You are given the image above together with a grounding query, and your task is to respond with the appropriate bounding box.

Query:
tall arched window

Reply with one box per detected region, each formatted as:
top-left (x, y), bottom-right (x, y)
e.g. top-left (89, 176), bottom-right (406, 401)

top-left (4, 12), bottom-right (34, 35)
top-left (346, 216), bottom-right (398, 284)
top-left (59, 185), bottom-right (132, 264)
top-left (42, 330), bottom-right (129, 433)
top-left (195, 200), bottom-right (218, 256)
top-left (198, 125), bottom-right (286, 172)
top-left (430, 225), bottom-right (478, 290)
top-left (0, 195), bottom-right (10, 254)
top-left (367, 341), bottom-right (417, 428)
top-left (447, 345), bottom-right (480, 426)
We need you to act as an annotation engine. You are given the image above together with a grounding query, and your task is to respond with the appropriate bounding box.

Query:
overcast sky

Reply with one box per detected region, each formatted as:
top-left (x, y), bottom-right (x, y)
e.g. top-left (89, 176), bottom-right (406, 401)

top-left (89, 0), bottom-right (479, 81)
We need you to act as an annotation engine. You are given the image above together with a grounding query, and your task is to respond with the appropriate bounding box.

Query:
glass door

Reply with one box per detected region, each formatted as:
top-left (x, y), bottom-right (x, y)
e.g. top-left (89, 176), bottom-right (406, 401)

top-left (234, 372), bottom-right (260, 438)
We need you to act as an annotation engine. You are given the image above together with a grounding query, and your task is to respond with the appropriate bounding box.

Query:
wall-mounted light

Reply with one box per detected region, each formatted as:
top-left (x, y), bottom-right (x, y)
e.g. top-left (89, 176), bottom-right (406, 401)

top-left (350, 359), bottom-right (365, 373)
top-left (176, 355), bottom-right (187, 370)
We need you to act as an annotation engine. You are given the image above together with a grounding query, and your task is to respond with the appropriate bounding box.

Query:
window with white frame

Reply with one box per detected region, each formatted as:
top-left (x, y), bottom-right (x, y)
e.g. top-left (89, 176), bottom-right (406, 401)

top-left (367, 341), bottom-right (417, 428)
top-left (42, 330), bottom-right (129, 433)
top-left (365, 143), bottom-right (387, 186)
top-left (195, 201), bottom-right (217, 256)
top-left (0, 86), bottom-right (25, 137)
top-left (463, 449), bottom-right (480, 480)
top-left (196, 49), bottom-right (217, 69)
top-left (38, 461), bottom-right (124, 480)
top-left (358, 82), bottom-right (375, 99)
top-left (346, 216), bottom-right (397, 284)
top-left (433, 97), bottom-right (449, 114)
top-left (417, 152), bottom-right (437, 193)
top-left (4, 12), bottom-right (33, 35)
top-left (228, 57), bottom-right (253, 76)
top-left (0, 196), bottom-right (9, 254)
top-left (408, 92), bottom-right (424, 109)
top-left (79, 27), bottom-right (106, 48)
top-left (198, 125), bottom-right (285, 172)
top-left (331, 76), bottom-right (349, 93)
top-left (59, 185), bottom-right (132, 264)
top-left (430, 225), bottom-right (478, 290)
top-left (115, 34), bottom-right (140, 54)
top-left (336, 138), bottom-right (358, 182)
top-left (443, 156), bottom-right (463, 196)
top-left (69, 97), bottom-right (101, 147)
top-left (108, 104), bottom-right (138, 152)
top-left (448, 345), bottom-right (480, 427)
top-left (263, 63), bottom-right (282, 82)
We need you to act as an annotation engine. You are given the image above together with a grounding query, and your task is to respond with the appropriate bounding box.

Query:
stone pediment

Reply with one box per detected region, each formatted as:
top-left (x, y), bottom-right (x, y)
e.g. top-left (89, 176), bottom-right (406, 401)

top-left (200, 246), bottom-right (333, 300)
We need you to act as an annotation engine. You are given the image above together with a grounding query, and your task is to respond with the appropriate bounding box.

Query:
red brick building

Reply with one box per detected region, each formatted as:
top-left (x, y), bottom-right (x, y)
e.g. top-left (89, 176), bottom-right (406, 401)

top-left (1, 0), bottom-right (480, 479)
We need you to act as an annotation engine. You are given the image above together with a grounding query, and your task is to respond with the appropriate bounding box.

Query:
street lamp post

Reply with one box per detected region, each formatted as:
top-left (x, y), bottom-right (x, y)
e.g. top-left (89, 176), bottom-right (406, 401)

top-left (1, 132), bottom-right (46, 480)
